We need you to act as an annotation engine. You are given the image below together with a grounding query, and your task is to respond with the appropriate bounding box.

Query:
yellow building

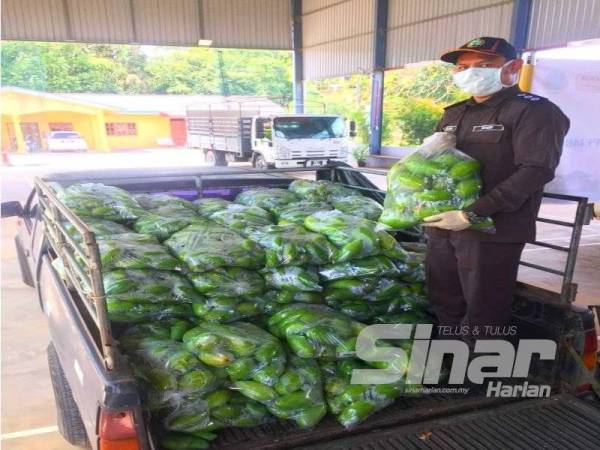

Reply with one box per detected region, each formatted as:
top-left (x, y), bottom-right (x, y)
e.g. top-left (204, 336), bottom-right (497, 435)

top-left (1, 87), bottom-right (275, 153)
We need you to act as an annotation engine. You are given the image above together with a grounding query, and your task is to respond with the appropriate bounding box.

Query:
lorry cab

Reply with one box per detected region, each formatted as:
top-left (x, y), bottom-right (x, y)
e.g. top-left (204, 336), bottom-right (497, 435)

top-left (251, 114), bottom-right (354, 169)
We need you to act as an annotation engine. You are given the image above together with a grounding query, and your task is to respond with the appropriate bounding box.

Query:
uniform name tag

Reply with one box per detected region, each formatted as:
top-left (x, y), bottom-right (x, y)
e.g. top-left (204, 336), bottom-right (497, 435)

top-left (473, 124), bottom-right (504, 132)
top-left (442, 125), bottom-right (457, 132)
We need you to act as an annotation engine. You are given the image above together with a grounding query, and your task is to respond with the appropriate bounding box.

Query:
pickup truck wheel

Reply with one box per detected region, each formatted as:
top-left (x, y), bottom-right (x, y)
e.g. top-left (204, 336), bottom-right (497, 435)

top-left (205, 150), bottom-right (228, 167)
top-left (47, 343), bottom-right (91, 449)
top-left (254, 155), bottom-right (273, 170)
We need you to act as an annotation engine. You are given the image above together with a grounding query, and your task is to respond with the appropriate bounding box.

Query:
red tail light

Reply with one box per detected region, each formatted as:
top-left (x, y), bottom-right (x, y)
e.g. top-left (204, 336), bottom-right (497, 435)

top-left (99, 409), bottom-right (140, 450)
top-left (582, 329), bottom-right (599, 371)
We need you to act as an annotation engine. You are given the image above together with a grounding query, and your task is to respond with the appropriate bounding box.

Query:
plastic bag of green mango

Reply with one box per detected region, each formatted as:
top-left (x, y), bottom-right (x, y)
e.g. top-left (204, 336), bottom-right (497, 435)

top-left (183, 322), bottom-right (286, 386)
top-left (275, 200), bottom-right (333, 225)
top-left (104, 269), bottom-right (202, 304)
top-left (379, 132), bottom-right (495, 233)
top-left (304, 210), bottom-right (387, 262)
top-left (235, 353), bottom-right (326, 428)
top-left (134, 208), bottom-right (206, 241)
top-left (57, 183), bottom-right (145, 222)
top-left (247, 224), bottom-right (336, 267)
top-left (123, 337), bottom-right (222, 399)
top-left (287, 179), bottom-right (328, 202)
top-left (188, 267), bottom-right (265, 298)
top-left (190, 295), bottom-right (265, 323)
top-left (134, 193), bottom-right (196, 211)
top-left (165, 223), bottom-right (265, 271)
top-left (320, 359), bottom-right (404, 428)
top-left (332, 196), bottom-right (384, 221)
top-left (107, 299), bottom-right (193, 323)
top-left (262, 265), bottom-right (322, 292)
top-left (95, 233), bottom-right (181, 271)
top-left (319, 255), bottom-right (400, 281)
top-left (394, 259), bottom-right (426, 283)
top-left (267, 304), bottom-right (366, 359)
top-left (324, 277), bottom-right (412, 304)
top-left (63, 218), bottom-right (131, 241)
top-left (262, 289), bottom-right (323, 305)
top-left (193, 197), bottom-right (232, 217)
top-left (235, 188), bottom-right (298, 213)
top-left (209, 203), bottom-right (274, 235)
top-left (163, 390), bottom-right (270, 434)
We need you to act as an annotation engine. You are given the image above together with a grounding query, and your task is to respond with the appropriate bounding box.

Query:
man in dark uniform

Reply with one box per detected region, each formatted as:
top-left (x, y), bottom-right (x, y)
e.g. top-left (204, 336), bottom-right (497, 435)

top-left (422, 37), bottom-right (570, 340)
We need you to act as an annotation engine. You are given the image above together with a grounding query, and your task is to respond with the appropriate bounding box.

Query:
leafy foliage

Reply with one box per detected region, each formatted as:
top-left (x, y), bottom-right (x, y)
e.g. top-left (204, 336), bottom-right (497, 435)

top-left (1, 42), bottom-right (292, 104)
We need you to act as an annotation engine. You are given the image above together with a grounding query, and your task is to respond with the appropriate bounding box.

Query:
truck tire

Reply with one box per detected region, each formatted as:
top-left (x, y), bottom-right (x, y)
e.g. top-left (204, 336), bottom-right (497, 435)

top-left (253, 154), bottom-right (273, 170)
top-left (47, 343), bottom-right (91, 449)
top-left (205, 150), bottom-right (228, 167)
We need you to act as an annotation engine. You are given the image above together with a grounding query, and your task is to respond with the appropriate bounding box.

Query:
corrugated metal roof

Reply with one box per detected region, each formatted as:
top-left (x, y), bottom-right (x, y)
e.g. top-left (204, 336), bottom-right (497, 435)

top-left (302, 0), bottom-right (374, 80)
top-left (1, 87), bottom-right (282, 117)
top-left (386, 0), bottom-right (513, 69)
top-left (1, 0), bottom-right (69, 41)
top-left (202, 0), bottom-right (291, 50)
top-left (302, 0), bottom-right (348, 15)
top-left (132, 0), bottom-right (201, 46)
top-left (67, 0), bottom-right (135, 44)
top-left (527, 0), bottom-right (600, 49)
top-left (304, 34), bottom-right (373, 80)
top-left (1, 0), bottom-right (292, 49)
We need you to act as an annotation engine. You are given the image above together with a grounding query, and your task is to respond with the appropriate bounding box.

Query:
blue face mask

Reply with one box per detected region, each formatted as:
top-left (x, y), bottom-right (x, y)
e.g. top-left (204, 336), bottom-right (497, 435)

top-left (452, 60), bottom-right (516, 96)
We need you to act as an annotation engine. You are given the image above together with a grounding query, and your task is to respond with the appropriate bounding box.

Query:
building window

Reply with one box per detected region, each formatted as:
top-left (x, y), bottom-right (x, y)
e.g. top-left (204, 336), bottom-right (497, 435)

top-left (49, 122), bottom-right (73, 131)
top-left (105, 122), bottom-right (137, 136)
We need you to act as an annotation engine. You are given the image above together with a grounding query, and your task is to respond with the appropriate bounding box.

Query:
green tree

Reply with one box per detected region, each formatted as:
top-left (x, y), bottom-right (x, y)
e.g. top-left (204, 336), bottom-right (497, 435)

top-left (144, 48), bottom-right (219, 94)
top-left (1, 42), bottom-right (129, 92)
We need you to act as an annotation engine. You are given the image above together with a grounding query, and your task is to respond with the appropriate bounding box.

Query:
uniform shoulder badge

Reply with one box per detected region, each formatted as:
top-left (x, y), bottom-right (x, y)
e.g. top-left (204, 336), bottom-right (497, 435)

top-left (515, 92), bottom-right (548, 104)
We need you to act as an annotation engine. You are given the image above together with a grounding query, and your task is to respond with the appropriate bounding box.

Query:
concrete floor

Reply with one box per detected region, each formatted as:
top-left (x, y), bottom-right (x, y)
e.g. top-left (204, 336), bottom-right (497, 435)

top-left (1, 150), bottom-right (599, 449)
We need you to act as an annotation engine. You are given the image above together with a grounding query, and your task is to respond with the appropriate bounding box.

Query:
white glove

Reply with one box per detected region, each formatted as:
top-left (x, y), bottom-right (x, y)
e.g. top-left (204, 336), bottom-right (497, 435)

top-left (422, 210), bottom-right (470, 231)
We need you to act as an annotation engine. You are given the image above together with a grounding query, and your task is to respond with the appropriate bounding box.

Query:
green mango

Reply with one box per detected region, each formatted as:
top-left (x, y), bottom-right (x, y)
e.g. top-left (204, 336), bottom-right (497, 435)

top-left (294, 404), bottom-right (327, 428)
top-left (274, 391), bottom-right (313, 411)
top-left (205, 389), bottom-right (232, 409)
top-left (394, 171), bottom-right (427, 191)
top-left (456, 177), bottom-right (481, 198)
top-left (170, 320), bottom-right (193, 341)
top-left (212, 404), bottom-right (242, 420)
top-left (235, 381), bottom-right (277, 402)
top-left (287, 335), bottom-right (317, 358)
top-left (198, 351), bottom-right (235, 367)
top-left (433, 153), bottom-right (462, 169)
top-left (449, 159), bottom-right (481, 180)
top-left (341, 384), bottom-right (369, 403)
top-left (338, 400), bottom-right (376, 427)
top-left (274, 371), bottom-right (304, 395)
top-left (404, 158), bottom-right (444, 176)
top-left (178, 369), bottom-right (216, 390)
top-left (415, 189), bottom-right (453, 202)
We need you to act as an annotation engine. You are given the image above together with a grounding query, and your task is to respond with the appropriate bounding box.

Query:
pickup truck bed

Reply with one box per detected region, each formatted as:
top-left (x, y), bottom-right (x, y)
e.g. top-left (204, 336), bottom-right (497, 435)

top-left (8, 165), bottom-right (599, 449)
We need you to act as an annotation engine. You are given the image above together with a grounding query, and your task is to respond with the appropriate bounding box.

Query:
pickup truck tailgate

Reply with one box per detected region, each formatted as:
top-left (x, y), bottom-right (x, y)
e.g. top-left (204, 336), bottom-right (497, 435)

top-left (309, 394), bottom-right (600, 449)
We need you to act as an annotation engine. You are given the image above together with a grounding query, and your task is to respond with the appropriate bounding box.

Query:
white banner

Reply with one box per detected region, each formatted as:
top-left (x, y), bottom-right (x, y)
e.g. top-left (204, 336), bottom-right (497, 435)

top-left (531, 58), bottom-right (600, 200)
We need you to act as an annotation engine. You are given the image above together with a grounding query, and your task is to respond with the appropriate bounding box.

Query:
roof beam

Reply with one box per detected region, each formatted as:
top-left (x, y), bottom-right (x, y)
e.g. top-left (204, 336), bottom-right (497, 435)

top-left (510, 0), bottom-right (533, 52)
top-left (369, 0), bottom-right (388, 155)
top-left (291, 0), bottom-right (304, 113)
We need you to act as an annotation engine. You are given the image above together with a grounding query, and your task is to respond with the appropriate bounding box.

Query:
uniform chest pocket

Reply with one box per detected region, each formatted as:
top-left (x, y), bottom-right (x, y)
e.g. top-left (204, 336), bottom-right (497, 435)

top-left (464, 124), bottom-right (506, 144)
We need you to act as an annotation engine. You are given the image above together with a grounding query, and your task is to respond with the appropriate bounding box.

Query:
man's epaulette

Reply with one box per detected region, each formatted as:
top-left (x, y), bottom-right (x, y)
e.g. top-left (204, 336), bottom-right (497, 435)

top-left (514, 92), bottom-right (548, 104)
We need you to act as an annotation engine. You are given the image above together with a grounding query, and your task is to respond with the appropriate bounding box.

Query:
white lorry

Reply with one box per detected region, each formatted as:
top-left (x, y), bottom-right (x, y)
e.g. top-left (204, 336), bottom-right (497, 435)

top-left (187, 101), bottom-right (355, 168)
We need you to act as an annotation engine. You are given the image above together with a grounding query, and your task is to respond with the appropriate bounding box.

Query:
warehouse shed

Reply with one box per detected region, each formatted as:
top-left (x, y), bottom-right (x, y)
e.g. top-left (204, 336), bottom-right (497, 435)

top-left (2, 0), bottom-right (600, 153)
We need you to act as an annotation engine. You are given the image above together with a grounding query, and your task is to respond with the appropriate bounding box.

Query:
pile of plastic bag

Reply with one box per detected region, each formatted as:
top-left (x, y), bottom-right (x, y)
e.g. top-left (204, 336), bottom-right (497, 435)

top-left (51, 178), bottom-right (435, 439)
